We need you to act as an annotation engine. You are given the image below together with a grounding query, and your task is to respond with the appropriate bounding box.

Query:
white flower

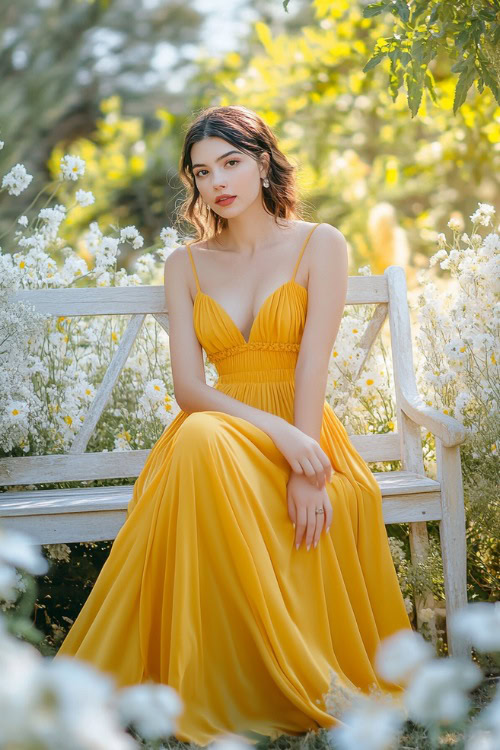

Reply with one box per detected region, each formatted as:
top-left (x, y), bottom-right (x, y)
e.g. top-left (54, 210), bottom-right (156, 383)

top-left (447, 217), bottom-right (462, 231)
top-left (404, 658), bottom-right (482, 725)
top-left (156, 245), bottom-right (175, 261)
top-left (0, 140), bottom-right (4, 150)
top-left (38, 204), bottom-right (66, 226)
top-left (120, 225), bottom-right (144, 250)
top-left (357, 265), bottom-right (372, 276)
top-left (159, 226), bottom-right (178, 246)
top-left (17, 215), bottom-right (29, 227)
top-left (59, 154), bottom-right (86, 181)
top-left (430, 248), bottom-right (448, 266)
top-left (465, 729), bottom-right (499, 750)
top-left (135, 252), bottom-right (157, 276)
top-left (467, 682), bottom-right (500, 747)
top-left (419, 607), bottom-right (435, 623)
top-left (0, 526), bottom-right (49, 576)
top-left (93, 235), bottom-right (120, 272)
top-left (404, 596), bottom-right (414, 615)
top-left (450, 602), bottom-right (500, 652)
top-left (0, 562), bottom-right (21, 601)
top-left (75, 189), bottom-right (95, 207)
top-left (481, 232), bottom-right (500, 257)
top-left (1, 163), bottom-right (33, 196)
top-left (375, 629), bottom-right (434, 685)
top-left (96, 270), bottom-right (112, 286)
top-left (437, 233), bottom-right (447, 248)
top-left (470, 203), bottom-right (495, 227)
top-left (145, 379), bottom-right (166, 403)
top-left (113, 683), bottom-right (183, 740)
top-left (328, 693), bottom-right (406, 750)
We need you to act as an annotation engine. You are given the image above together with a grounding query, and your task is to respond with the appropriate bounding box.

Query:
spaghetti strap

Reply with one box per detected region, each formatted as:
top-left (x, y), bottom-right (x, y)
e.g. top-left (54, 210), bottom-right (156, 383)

top-left (185, 241), bottom-right (201, 294)
top-left (291, 222), bottom-right (322, 281)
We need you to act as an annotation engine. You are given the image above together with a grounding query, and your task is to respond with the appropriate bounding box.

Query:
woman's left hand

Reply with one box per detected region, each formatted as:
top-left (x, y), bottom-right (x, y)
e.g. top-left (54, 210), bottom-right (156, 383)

top-left (286, 472), bottom-right (333, 550)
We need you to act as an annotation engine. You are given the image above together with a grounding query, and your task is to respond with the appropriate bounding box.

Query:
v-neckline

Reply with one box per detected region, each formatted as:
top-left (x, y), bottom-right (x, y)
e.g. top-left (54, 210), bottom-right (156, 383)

top-left (195, 279), bottom-right (307, 345)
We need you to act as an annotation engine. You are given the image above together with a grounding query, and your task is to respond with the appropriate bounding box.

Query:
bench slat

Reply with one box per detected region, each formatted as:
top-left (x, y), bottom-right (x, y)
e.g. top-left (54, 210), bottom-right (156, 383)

top-left (0, 434), bottom-right (403, 487)
top-left (0, 471), bottom-right (442, 544)
top-left (7, 277), bottom-right (389, 316)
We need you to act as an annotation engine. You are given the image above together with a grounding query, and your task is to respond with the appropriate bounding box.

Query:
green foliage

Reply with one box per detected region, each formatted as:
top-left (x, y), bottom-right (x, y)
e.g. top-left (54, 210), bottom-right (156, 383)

top-left (362, 0), bottom-right (500, 115)
top-left (196, 5), bottom-right (499, 270)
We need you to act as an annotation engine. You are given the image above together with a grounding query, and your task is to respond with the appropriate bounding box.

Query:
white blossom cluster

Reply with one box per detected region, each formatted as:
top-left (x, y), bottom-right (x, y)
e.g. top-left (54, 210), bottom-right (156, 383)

top-left (0, 523), bottom-right (187, 747)
top-left (414, 203), bottom-right (499, 437)
top-left (327, 607), bottom-right (500, 750)
top-left (0, 146), bottom-right (184, 453)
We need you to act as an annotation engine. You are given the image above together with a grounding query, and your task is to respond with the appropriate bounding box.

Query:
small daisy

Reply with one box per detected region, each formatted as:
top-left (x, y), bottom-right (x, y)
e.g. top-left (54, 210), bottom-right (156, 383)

top-left (59, 154), bottom-right (86, 181)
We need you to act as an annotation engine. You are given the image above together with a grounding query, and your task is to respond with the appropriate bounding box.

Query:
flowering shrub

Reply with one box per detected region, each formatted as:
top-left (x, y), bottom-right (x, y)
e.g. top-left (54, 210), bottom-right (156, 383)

top-left (411, 206), bottom-right (500, 611)
top-left (415, 203), bottom-right (498, 446)
top-left (0, 153), bottom-right (185, 457)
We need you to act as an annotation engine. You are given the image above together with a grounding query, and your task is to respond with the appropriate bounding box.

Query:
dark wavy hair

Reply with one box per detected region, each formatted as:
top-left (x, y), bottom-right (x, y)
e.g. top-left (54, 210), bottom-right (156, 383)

top-left (177, 105), bottom-right (307, 242)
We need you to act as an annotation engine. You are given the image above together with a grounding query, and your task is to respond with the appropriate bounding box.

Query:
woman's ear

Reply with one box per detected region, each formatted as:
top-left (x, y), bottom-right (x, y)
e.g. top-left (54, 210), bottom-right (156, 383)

top-left (259, 152), bottom-right (270, 179)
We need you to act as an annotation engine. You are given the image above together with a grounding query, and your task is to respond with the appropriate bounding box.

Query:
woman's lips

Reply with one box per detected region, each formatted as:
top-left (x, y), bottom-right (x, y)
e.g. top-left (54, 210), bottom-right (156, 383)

top-left (216, 196), bottom-right (236, 206)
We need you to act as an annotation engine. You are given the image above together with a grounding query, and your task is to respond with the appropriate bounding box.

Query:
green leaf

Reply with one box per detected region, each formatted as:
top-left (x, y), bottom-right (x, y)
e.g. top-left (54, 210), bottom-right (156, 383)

top-left (363, 52), bottom-right (386, 71)
top-left (451, 57), bottom-right (469, 74)
top-left (478, 9), bottom-right (496, 21)
top-left (456, 29), bottom-right (472, 49)
top-left (410, 0), bottom-right (432, 23)
top-left (453, 62), bottom-right (477, 113)
top-left (424, 69), bottom-right (438, 104)
top-left (283, 0), bottom-right (290, 11)
top-left (406, 71), bottom-right (424, 117)
top-left (411, 38), bottom-right (426, 64)
top-left (363, 1), bottom-right (388, 18)
top-left (394, 0), bottom-right (410, 23)
top-left (477, 55), bottom-right (500, 106)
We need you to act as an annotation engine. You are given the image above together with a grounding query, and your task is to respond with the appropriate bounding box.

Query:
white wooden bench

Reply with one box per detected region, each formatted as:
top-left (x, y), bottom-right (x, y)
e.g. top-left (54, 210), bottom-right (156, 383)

top-left (1, 266), bottom-right (468, 656)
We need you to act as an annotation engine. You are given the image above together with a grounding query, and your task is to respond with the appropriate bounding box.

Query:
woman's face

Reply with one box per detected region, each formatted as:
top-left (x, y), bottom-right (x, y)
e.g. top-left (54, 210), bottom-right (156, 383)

top-left (190, 136), bottom-right (267, 217)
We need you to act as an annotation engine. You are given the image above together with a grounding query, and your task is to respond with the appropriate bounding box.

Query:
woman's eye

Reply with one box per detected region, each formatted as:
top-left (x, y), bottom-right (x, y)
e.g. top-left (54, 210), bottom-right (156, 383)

top-left (195, 160), bottom-right (239, 178)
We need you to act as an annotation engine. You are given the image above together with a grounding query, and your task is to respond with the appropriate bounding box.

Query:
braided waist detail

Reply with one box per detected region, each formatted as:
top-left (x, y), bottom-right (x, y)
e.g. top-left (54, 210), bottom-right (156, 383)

top-left (207, 341), bottom-right (301, 365)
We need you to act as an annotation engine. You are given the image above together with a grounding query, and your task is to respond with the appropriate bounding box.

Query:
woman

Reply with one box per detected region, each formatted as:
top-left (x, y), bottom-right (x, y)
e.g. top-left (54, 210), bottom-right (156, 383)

top-left (56, 105), bottom-right (412, 746)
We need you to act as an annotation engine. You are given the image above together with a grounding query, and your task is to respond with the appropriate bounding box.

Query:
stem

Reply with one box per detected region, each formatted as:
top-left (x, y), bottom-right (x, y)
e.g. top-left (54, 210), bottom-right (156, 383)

top-left (0, 180), bottom-right (60, 241)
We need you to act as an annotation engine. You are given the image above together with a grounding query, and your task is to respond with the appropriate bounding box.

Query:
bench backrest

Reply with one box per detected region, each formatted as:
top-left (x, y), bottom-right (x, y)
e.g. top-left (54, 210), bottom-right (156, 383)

top-left (2, 266), bottom-right (417, 488)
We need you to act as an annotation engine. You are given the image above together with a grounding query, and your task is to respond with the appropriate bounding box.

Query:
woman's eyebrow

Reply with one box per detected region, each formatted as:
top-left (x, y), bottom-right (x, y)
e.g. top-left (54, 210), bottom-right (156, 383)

top-left (192, 150), bottom-right (243, 168)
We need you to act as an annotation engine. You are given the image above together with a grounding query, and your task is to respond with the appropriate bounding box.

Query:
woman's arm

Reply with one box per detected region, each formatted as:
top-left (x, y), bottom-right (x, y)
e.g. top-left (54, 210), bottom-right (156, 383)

top-left (164, 246), bottom-right (286, 440)
top-left (292, 224), bottom-right (349, 443)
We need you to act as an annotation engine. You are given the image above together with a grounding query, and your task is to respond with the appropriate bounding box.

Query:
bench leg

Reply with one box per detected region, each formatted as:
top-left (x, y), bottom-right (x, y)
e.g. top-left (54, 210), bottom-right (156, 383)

top-left (436, 439), bottom-right (469, 659)
top-left (409, 521), bottom-right (439, 651)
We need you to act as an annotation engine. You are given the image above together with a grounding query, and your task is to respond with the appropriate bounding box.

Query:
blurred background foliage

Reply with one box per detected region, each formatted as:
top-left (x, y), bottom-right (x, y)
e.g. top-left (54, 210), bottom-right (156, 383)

top-left (1, 0), bottom-right (498, 281)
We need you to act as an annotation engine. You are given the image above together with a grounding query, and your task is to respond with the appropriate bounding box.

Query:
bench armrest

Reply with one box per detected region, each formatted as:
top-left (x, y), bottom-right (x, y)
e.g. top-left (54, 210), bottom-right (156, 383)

top-left (400, 388), bottom-right (466, 447)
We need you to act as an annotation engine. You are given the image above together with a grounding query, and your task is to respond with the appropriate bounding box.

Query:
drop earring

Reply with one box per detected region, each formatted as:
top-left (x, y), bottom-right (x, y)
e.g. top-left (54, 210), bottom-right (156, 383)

top-left (263, 176), bottom-right (270, 188)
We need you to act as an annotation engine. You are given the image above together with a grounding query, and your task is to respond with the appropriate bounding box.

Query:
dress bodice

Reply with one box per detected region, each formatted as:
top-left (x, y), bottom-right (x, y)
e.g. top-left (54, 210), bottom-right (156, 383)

top-left (186, 223), bottom-right (321, 386)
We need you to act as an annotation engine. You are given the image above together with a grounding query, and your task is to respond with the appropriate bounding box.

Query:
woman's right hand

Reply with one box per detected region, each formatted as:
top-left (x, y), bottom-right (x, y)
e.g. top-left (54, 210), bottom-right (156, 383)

top-left (270, 418), bottom-right (333, 489)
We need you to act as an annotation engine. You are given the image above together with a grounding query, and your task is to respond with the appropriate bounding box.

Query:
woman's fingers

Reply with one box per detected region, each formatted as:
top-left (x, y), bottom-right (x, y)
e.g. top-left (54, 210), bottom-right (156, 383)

top-left (305, 504), bottom-right (319, 550)
top-left (313, 503), bottom-right (326, 548)
top-left (294, 505), bottom-right (307, 549)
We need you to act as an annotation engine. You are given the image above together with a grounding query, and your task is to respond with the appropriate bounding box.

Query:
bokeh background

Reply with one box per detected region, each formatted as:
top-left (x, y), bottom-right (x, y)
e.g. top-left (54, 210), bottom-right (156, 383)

top-left (1, 0), bottom-right (499, 283)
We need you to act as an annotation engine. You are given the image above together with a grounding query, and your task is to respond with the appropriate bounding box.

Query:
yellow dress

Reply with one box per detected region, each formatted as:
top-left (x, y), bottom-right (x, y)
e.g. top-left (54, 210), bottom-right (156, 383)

top-left (55, 222), bottom-right (412, 745)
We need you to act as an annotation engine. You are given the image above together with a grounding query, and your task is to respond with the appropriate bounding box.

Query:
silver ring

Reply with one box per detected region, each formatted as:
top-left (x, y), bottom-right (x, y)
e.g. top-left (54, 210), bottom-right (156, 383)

top-left (315, 508), bottom-right (324, 514)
